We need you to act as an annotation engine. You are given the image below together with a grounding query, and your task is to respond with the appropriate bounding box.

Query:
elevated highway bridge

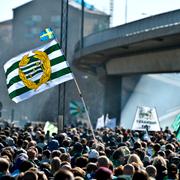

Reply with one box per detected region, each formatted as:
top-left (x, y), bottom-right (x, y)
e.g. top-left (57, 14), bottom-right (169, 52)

top-left (74, 9), bottom-right (180, 75)
top-left (74, 10), bottom-right (180, 128)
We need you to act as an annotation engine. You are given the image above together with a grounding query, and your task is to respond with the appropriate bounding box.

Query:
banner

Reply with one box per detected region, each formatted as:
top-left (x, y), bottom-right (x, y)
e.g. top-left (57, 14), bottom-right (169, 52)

top-left (96, 115), bottom-right (105, 129)
top-left (132, 106), bottom-right (160, 131)
top-left (105, 114), bottom-right (116, 129)
top-left (44, 121), bottom-right (58, 136)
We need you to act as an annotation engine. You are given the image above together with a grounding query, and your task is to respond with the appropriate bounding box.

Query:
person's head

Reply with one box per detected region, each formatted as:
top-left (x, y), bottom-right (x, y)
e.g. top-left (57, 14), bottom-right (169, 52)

top-left (23, 170), bottom-right (38, 180)
top-left (127, 154), bottom-right (143, 167)
top-left (167, 163), bottom-right (178, 179)
top-left (1, 149), bottom-right (13, 162)
top-left (166, 143), bottom-right (175, 152)
top-left (60, 153), bottom-right (71, 162)
top-left (28, 140), bottom-right (37, 148)
top-left (54, 169), bottom-right (74, 180)
top-left (153, 143), bottom-right (161, 153)
top-left (133, 141), bottom-right (141, 150)
top-left (88, 149), bottom-right (99, 162)
top-left (27, 148), bottom-right (37, 160)
top-left (74, 176), bottom-right (84, 180)
top-left (51, 150), bottom-right (61, 158)
top-left (72, 167), bottom-right (85, 178)
top-left (112, 147), bottom-right (125, 164)
top-left (146, 165), bottom-right (157, 178)
top-left (51, 157), bottom-right (61, 175)
top-left (73, 142), bottom-right (83, 153)
top-left (114, 165), bottom-right (123, 177)
top-left (123, 164), bottom-right (135, 176)
top-left (152, 156), bottom-right (167, 172)
top-left (86, 162), bottom-right (98, 174)
top-left (19, 160), bottom-right (34, 172)
top-left (97, 155), bottom-right (110, 168)
top-left (95, 167), bottom-right (112, 180)
top-left (132, 170), bottom-right (149, 180)
top-left (61, 161), bottom-right (72, 171)
top-left (39, 134), bottom-right (45, 143)
top-left (134, 148), bottom-right (145, 161)
top-left (42, 149), bottom-right (51, 159)
top-left (0, 158), bottom-right (9, 174)
top-left (75, 156), bottom-right (88, 168)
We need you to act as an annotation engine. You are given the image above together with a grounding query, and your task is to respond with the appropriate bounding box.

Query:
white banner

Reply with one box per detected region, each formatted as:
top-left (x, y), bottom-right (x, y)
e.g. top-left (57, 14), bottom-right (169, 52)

top-left (132, 106), bottom-right (161, 131)
top-left (105, 114), bottom-right (116, 129)
top-left (96, 115), bottom-right (105, 129)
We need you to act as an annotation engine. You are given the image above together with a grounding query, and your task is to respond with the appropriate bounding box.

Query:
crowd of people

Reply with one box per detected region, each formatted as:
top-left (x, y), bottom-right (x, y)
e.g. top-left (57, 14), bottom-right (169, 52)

top-left (0, 122), bottom-right (179, 180)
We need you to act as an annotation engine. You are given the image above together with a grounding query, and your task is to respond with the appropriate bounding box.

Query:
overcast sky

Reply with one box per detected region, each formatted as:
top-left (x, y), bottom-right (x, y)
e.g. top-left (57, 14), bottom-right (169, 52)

top-left (0, 0), bottom-right (180, 26)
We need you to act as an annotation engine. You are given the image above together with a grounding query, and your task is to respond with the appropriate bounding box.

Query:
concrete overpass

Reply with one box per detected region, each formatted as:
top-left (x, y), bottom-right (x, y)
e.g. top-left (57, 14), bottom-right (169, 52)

top-left (73, 9), bottom-right (180, 128)
top-left (74, 9), bottom-right (180, 75)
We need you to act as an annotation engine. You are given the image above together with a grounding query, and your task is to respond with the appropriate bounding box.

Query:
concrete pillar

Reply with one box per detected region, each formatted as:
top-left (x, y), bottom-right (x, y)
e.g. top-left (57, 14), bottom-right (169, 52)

top-left (104, 76), bottom-right (121, 125)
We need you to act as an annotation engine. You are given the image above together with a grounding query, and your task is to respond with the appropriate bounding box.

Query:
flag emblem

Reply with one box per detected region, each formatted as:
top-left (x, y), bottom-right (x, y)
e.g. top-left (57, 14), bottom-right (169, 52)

top-left (4, 40), bottom-right (73, 103)
top-left (40, 28), bottom-right (55, 41)
top-left (19, 51), bottom-right (51, 90)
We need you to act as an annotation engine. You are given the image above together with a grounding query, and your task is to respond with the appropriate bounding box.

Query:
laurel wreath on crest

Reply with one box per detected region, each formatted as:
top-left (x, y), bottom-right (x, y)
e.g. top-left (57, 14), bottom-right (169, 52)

top-left (19, 51), bottom-right (51, 90)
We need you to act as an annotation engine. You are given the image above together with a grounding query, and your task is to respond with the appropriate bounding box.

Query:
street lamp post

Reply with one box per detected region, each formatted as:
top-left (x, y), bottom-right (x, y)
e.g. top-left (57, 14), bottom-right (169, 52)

top-left (125, 0), bottom-right (128, 23)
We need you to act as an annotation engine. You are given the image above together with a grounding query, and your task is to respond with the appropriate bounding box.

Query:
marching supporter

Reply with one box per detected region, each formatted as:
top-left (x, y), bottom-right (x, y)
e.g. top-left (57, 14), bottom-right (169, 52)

top-left (123, 164), bottom-right (135, 177)
top-left (0, 157), bottom-right (10, 178)
top-left (88, 149), bottom-right (99, 163)
top-left (97, 155), bottom-right (110, 168)
top-left (95, 167), bottom-right (113, 180)
top-left (132, 170), bottom-right (149, 180)
top-left (40, 149), bottom-right (51, 164)
top-left (71, 142), bottom-right (83, 168)
top-left (85, 162), bottom-right (97, 180)
top-left (51, 157), bottom-right (61, 175)
top-left (145, 165), bottom-right (157, 180)
top-left (54, 169), bottom-right (74, 180)
top-left (152, 156), bottom-right (167, 180)
top-left (167, 163), bottom-right (178, 180)
top-left (0, 121), bottom-right (178, 180)
top-left (127, 154), bottom-right (144, 169)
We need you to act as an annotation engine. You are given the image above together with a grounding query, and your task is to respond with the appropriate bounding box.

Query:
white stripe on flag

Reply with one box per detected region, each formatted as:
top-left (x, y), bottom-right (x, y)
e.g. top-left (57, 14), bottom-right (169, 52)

top-left (12, 73), bottom-right (73, 103)
top-left (6, 49), bottom-right (62, 84)
top-left (4, 40), bottom-right (57, 71)
top-left (8, 61), bottom-right (69, 94)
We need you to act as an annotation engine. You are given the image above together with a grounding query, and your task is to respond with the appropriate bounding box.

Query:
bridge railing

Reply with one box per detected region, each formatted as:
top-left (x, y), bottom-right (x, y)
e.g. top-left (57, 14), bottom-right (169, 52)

top-left (80, 9), bottom-right (180, 48)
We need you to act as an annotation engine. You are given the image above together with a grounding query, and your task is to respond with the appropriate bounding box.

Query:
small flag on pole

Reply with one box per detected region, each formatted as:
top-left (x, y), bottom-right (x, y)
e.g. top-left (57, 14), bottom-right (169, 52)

top-left (176, 129), bottom-right (180, 141)
top-left (172, 114), bottom-right (180, 131)
top-left (4, 40), bottom-right (73, 103)
top-left (40, 28), bottom-right (55, 41)
top-left (69, 100), bottom-right (85, 116)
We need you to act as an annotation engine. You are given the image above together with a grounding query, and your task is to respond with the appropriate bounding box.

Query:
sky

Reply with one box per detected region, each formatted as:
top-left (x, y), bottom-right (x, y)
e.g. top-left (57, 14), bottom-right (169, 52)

top-left (0, 0), bottom-right (180, 26)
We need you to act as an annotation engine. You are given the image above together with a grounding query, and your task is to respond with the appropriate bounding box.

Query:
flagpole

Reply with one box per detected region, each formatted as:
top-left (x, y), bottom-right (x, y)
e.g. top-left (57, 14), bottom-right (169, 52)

top-left (63, 0), bottom-right (69, 125)
top-left (72, 75), bottom-right (96, 142)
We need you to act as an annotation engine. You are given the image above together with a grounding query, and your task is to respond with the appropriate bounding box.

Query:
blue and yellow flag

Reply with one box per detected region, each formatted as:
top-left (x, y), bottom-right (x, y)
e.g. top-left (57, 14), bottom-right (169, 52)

top-left (40, 28), bottom-right (55, 41)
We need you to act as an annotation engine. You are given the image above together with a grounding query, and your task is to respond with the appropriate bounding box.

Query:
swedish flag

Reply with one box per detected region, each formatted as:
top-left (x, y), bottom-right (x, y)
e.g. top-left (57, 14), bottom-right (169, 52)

top-left (40, 28), bottom-right (55, 41)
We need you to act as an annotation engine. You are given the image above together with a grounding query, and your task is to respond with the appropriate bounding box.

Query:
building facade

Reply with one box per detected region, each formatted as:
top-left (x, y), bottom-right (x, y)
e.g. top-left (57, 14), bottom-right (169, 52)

top-left (0, 0), bottom-right (109, 126)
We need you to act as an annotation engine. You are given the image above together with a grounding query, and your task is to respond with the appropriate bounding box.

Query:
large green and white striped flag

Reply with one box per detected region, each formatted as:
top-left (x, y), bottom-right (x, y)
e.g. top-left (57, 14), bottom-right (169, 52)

top-left (4, 40), bottom-right (73, 103)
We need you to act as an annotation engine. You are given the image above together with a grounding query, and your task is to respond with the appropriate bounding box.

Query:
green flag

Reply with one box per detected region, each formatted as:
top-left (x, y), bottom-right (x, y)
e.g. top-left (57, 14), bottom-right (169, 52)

top-left (44, 121), bottom-right (58, 136)
top-left (69, 100), bottom-right (85, 116)
top-left (4, 40), bottom-right (73, 103)
top-left (172, 114), bottom-right (180, 131)
top-left (176, 130), bottom-right (180, 141)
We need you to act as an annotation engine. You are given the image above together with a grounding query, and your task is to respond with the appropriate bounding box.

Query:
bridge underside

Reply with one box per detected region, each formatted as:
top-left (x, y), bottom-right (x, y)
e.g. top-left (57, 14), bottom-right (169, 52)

top-left (74, 29), bottom-right (180, 75)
